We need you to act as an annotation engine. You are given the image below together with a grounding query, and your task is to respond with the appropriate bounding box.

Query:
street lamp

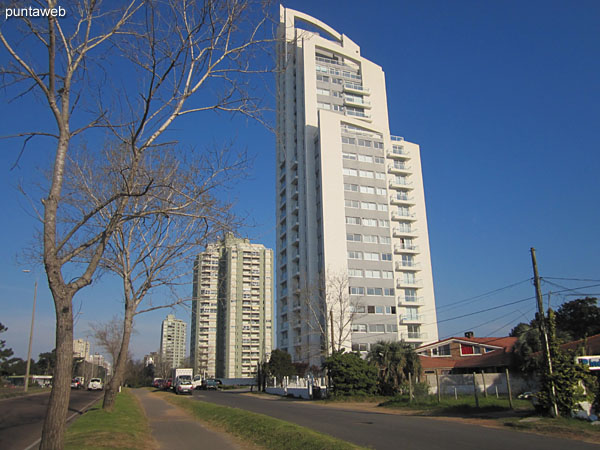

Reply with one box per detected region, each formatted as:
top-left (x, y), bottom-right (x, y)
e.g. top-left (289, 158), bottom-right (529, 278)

top-left (22, 270), bottom-right (38, 393)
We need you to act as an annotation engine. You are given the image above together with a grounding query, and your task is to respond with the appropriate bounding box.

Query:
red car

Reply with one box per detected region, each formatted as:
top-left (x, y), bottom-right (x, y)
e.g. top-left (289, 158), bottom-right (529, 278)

top-left (162, 378), bottom-right (173, 390)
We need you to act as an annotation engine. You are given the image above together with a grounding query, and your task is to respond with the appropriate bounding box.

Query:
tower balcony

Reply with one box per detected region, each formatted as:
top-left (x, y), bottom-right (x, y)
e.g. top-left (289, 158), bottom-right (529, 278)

top-left (393, 227), bottom-right (418, 238)
top-left (400, 315), bottom-right (424, 324)
top-left (391, 212), bottom-right (417, 222)
top-left (401, 332), bottom-right (428, 342)
top-left (395, 261), bottom-right (421, 271)
top-left (396, 278), bottom-right (422, 289)
top-left (345, 109), bottom-right (372, 121)
top-left (394, 244), bottom-right (419, 254)
top-left (386, 148), bottom-right (410, 159)
top-left (387, 163), bottom-right (411, 174)
top-left (390, 195), bottom-right (415, 206)
top-left (343, 83), bottom-right (370, 95)
top-left (343, 96), bottom-right (371, 108)
top-left (398, 296), bottom-right (424, 306)
top-left (389, 179), bottom-right (413, 190)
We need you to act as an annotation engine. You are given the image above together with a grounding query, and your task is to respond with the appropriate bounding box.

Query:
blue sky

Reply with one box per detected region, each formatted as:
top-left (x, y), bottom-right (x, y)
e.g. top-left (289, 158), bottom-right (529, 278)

top-left (1, 0), bottom-right (599, 361)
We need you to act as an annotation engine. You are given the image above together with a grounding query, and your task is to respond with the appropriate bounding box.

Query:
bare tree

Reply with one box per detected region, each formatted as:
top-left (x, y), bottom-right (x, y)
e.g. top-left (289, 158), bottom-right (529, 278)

top-left (0, 1), bottom-right (272, 447)
top-left (83, 146), bottom-right (245, 410)
top-left (301, 270), bottom-right (357, 364)
top-left (90, 316), bottom-right (126, 368)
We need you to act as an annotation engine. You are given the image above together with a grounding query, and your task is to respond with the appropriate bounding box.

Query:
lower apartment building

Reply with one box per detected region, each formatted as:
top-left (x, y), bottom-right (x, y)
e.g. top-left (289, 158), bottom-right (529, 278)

top-left (160, 314), bottom-right (187, 369)
top-left (190, 233), bottom-right (273, 378)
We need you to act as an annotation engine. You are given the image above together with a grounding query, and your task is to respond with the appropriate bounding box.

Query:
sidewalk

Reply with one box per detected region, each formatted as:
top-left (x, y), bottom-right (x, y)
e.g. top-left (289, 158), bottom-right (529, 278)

top-left (132, 389), bottom-right (242, 450)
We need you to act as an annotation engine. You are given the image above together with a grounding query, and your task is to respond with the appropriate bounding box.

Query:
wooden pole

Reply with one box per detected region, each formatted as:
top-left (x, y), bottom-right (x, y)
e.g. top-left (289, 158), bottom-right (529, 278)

top-left (435, 370), bottom-right (441, 403)
top-left (408, 371), bottom-right (413, 404)
top-left (481, 370), bottom-right (488, 398)
top-left (505, 368), bottom-right (513, 409)
top-left (472, 372), bottom-right (479, 408)
top-left (530, 248), bottom-right (559, 417)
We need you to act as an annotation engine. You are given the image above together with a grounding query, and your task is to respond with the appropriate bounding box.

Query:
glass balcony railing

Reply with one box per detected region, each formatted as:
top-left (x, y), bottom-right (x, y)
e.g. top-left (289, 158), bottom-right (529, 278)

top-left (401, 332), bottom-right (428, 340)
top-left (344, 82), bottom-right (370, 94)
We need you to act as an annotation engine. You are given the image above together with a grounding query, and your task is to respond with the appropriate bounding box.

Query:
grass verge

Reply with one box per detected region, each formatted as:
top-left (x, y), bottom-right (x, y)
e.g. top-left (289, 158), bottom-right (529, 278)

top-left (380, 394), bottom-right (533, 415)
top-left (503, 416), bottom-right (600, 443)
top-left (161, 392), bottom-right (366, 450)
top-left (65, 389), bottom-right (157, 450)
top-left (0, 386), bottom-right (48, 399)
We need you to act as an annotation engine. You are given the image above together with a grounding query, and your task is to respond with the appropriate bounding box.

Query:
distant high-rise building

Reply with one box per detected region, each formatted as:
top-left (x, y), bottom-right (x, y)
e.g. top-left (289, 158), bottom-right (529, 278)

top-left (160, 314), bottom-right (187, 369)
top-left (190, 233), bottom-right (273, 378)
top-left (276, 7), bottom-right (439, 367)
top-left (73, 339), bottom-right (90, 359)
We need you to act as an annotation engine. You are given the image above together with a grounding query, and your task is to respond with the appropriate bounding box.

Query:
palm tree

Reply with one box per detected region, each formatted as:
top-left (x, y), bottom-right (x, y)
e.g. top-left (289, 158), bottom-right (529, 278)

top-left (367, 341), bottom-right (420, 396)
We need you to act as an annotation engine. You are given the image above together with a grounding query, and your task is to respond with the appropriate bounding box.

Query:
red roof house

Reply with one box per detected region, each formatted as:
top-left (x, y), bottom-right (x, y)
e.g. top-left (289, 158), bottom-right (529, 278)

top-left (416, 333), bottom-right (518, 374)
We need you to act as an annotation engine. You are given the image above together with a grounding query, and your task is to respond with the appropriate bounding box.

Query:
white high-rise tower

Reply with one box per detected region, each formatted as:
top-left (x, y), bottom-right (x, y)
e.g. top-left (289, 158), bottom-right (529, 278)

top-left (276, 7), bottom-right (439, 366)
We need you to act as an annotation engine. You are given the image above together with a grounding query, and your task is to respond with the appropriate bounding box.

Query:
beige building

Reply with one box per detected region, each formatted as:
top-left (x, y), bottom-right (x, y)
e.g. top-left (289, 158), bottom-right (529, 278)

top-left (73, 339), bottom-right (90, 359)
top-left (276, 7), bottom-right (439, 367)
top-left (160, 314), bottom-right (187, 369)
top-left (190, 234), bottom-right (273, 378)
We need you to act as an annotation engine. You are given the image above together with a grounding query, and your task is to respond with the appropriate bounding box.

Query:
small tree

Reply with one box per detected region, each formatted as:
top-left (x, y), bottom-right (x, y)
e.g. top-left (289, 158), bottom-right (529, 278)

top-left (537, 310), bottom-right (597, 416)
top-left (323, 350), bottom-right (377, 397)
top-left (267, 349), bottom-right (296, 384)
top-left (0, 323), bottom-right (14, 372)
top-left (367, 341), bottom-right (421, 396)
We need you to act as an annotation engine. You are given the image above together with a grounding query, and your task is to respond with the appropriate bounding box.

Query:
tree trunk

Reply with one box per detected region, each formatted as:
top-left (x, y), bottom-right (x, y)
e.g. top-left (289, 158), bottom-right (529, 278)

top-left (102, 307), bottom-right (134, 411)
top-left (40, 286), bottom-right (73, 450)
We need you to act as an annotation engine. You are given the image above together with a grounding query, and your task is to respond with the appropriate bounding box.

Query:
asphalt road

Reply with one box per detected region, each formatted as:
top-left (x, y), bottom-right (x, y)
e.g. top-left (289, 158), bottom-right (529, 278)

top-left (192, 390), bottom-right (599, 450)
top-left (0, 389), bottom-right (103, 450)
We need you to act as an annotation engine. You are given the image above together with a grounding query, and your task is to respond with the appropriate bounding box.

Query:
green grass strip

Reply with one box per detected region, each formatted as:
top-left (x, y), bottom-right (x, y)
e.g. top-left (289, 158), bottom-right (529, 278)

top-left (65, 389), bottom-right (157, 450)
top-left (163, 393), bottom-right (366, 450)
top-left (380, 394), bottom-right (533, 413)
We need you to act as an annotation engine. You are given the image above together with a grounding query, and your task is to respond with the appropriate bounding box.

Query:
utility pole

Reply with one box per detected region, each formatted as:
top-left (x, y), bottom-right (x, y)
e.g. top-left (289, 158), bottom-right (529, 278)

top-left (22, 270), bottom-right (38, 394)
top-left (530, 247), bottom-right (559, 417)
top-left (330, 308), bottom-right (335, 354)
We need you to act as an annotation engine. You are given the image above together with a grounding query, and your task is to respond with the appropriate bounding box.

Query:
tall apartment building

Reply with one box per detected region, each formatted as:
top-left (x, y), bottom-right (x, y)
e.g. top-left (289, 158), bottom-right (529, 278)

top-left (160, 314), bottom-right (187, 369)
top-left (276, 7), bottom-right (439, 367)
top-left (190, 233), bottom-right (274, 379)
top-left (73, 339), bottom-right (90, 359)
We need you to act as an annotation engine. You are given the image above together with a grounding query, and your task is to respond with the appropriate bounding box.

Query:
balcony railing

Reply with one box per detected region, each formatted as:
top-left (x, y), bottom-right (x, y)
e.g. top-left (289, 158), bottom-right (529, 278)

top-left (393, 227), bottom-right (417, 236)
top-left (395, 261), bottom-right (420, 270)
top-left (401, 332), bottom-right (428, 341)
top-left (394, 244), bottom-right (419, 252)
top-left (345, 110), bottom-right (371, 120)
top-left (400, 314), bottom-right (423, 323)
top-left (396, 279), bottom-right (422, 288)
top-left (343, 82), bottom-right (370, 94)
top-left (386, 147), bottom-right (410, 158)
top-left (398, 296), bottom-right (425, 305)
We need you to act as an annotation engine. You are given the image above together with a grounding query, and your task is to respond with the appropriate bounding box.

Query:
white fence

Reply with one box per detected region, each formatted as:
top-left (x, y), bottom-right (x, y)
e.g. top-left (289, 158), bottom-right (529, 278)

top-left (265, 376), bottom-right (328, 399)
top-left (425, 372), bottom-right (537, 396)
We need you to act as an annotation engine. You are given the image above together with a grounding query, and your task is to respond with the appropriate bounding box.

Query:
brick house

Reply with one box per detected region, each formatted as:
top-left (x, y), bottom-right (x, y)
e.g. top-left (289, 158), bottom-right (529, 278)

top-left (416, 333), bottom-right (518, 375)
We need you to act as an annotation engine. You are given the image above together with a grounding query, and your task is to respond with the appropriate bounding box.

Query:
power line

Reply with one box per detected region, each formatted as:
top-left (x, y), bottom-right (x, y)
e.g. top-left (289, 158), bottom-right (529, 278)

top-left (436, 278), bottom-right (531, 312)
top-left (437, 295), bottom-right (535, 324)
top-left (434, 283), bottom-right (600, 326)
top-left (443, 308), bottom-right (520, 339)
top-left (543, 277), bottom-right (600, 283)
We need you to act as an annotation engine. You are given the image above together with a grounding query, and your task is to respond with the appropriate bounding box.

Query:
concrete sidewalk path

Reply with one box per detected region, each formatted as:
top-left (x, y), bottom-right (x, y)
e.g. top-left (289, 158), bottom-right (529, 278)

top-left (132, 389), bottom-right (241, 450)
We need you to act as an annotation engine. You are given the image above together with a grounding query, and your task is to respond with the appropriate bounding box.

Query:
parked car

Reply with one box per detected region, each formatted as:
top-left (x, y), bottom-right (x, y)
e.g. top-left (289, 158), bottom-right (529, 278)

top-left (175, 379), bottom-right (193, 395)
top-left (192, 375), bottom-right (203, 390)
top-left (87, 378), bottom-right (103, 391)
top-left (201, 379), bottom-right (220, 390)
top-left (162, 378), bottom-right (173, 390)
top-left (71, 377), bottom-right (84, 389)
top-left (152, 378), bottom-right (164, 389)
